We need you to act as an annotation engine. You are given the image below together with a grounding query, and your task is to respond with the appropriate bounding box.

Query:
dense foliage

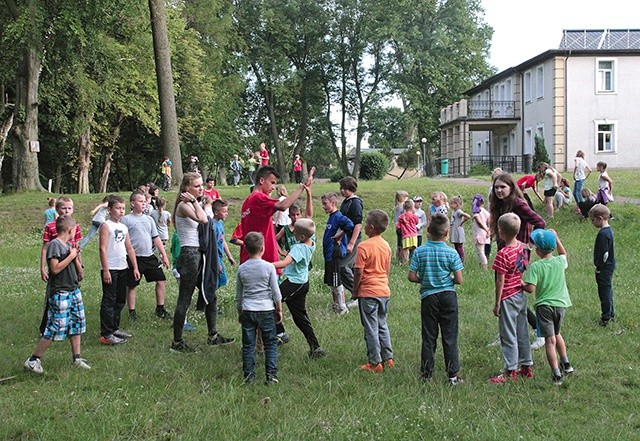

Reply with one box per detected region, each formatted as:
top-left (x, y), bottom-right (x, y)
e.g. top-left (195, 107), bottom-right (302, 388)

top-left (0, 0), bottom-right (493, 191)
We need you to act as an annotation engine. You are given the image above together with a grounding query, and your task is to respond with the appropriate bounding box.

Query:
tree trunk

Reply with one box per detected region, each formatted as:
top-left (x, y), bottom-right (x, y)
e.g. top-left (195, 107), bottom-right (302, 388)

top-left (0, 111), bottom-right (13, 190)
top-left (264, 89), bottom-right (287, 181)
top-left (149, 0), bottom-right (183, 186)
top-left (11, 47), bottom-right (44, 191)
top-left (77, 126), bottom-right (92, 194)
top-left (99, 147), bottom-right (113, 193)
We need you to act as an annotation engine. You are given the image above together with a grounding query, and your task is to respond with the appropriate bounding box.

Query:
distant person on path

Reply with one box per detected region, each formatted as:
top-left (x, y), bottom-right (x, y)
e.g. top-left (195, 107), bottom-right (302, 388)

top-left (523, 229), bottom-right (574, 386)
top-left (596, 162), bottom-right (614, 205)
top-left (354, 209), bottom-right (393, 373)
top-left (80, 196), bottom-right (110, 250)
top-left (259, 143), bottom-right (270, 166)
top-left (589, 204), bottom-right (616, 326)
top-left (187, 155), bottom-right (200, 174)
top-left (408, 213), bottom-right (464, 385)
top-left (161, 156), bottom-right (172, 191)
top-left (247, 153), bottom-right (258, 185)
top-left (293, 155), bottom-right (303, 183)
top-left (573, 150), bottom-right (591, 203)
top-left (230, 154), bottom-right (244, 186)
top-left (236, 232), bottom-right (282, 385)
top-left (24, 216), bottom-right (90, 374)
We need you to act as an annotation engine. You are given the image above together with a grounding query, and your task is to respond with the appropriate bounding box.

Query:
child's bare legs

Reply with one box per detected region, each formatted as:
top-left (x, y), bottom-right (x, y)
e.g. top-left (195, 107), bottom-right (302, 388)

top-left (544, 196), bottom-right (554, 218)
top-left (32, 338), bottom-right (53, 358)
top-left (475, 243), bottom-right (488, 270)
top-left (544, 335), bottom-right (559, 370)
top-left (70, 334), bottom-right (82, 357)
top-left (155, 281), bottom-right (166, 307)
top-left (127, 287), bottom-right (137, 312)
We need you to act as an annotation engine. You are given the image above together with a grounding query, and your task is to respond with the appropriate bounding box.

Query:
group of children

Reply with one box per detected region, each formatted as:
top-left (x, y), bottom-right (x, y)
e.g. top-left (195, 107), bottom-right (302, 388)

top-left (27, 167), bottom-right (616, 388)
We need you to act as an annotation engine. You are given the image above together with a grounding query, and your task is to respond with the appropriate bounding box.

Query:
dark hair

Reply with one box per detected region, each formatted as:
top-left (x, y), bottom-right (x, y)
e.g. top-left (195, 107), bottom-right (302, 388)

top-left (244, 231), bottom-right (264, 255)
top-left (366, 209), bottom-right (389, 235)
top-left (489, 173), bottom-right (523, 237)
top-left (108, 195), bottom-right (125, 208)
top-left (206, 177), bottom-right (215, 183)
top-left (55, 215), bottom-right (76, 233)
top-left (427, 213), bottom-right (449, 239)
top-left (339, 176), bottom-right (358, 193)
top-left (256, 166), bottom-right (279, 182)
top-left (212, 199), bottom-right (228, 213)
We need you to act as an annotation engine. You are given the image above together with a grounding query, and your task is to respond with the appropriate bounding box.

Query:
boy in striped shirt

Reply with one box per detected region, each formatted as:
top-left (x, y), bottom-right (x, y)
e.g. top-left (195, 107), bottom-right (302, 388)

top-left (489, 213), bottom-right (533, 383)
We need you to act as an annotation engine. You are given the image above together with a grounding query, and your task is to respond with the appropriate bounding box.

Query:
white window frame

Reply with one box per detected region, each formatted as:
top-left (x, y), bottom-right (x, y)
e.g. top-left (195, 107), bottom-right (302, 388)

top-left (536, 124), bottom-right (544, 142)
top-left (595, 120), bottom-right (616, 153)
top-left (524, 128), bottom-right (533, 155)
top-left (506, 79), bottom-right (512, 101)
top-left (536, 65), bottom-right (544, 99)
top-left (524, 70), bottom-right (532, 103)
top-left (596, 58), bottom-right (616, 93)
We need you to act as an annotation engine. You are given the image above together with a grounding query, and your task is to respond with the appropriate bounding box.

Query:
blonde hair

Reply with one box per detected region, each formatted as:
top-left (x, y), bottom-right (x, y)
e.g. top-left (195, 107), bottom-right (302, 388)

top-left (432, 191), bottom-right (449, 209)
top-left (293, 218), bottom-right (315, 239)
top-left (47, 197), bottom-right (57, 208)
top-left (321, 192), bottom-right (339, 204)
top-left (173, 172), bottom-right (202, 224)
top-left (450, 195), bottom-right (463, 207)
top-left (403, 199), bottom-right (415, 211)
top-left (277, 185), bottom-right (288, 197)
top-left (395, 190), bottom-right (409, 207)
top-left (589, 204), bottom-right (610, 220)
top-left (497, 213), bottom-right (520, 240)
top-left (581, 187), bottom-right (595, 199)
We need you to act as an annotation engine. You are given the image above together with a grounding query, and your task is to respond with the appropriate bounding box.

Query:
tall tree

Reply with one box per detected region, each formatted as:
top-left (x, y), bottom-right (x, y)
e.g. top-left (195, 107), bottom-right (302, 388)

top-left (149, 0), bottom-right (183, 186)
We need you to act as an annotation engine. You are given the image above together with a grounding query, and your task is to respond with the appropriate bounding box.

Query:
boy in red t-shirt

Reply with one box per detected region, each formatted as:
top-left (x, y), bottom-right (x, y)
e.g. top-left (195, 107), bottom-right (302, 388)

top-left (203, 177), bottom-right (220, 201)
top-left (489, 213), bottom-right (533, 383)
top-left (239, 166), bottom-right (313, 265)
top-left (354, 209), bottom-right (394, 373)
top-left (259, 143), bottom-right (270, 166)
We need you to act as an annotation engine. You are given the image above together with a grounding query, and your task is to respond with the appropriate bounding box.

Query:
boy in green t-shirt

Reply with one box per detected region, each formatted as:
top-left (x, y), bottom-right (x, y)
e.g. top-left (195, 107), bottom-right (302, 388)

top-left (523, 229), bottom-right (574, 386)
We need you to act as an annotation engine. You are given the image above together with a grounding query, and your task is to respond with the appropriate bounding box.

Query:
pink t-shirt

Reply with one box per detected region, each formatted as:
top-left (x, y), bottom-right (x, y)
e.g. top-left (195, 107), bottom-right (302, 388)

top-left (43, 221), bottom-right (82, 245)
top-left (293, 159), bottom-right (302, 172)
top-left (492, 242), bottom-right (528, 300)
top-left (240, 191), bottom-right (278, 264)
top-left (397, 211), bottom-right (419, 239)
top-left (472, 208), bottom-right (491, 245)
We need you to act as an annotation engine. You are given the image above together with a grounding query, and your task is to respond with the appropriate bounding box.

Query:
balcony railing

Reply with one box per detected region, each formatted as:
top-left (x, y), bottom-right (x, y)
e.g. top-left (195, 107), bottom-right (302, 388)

top-left (467, 100), bottom-right (515, 119)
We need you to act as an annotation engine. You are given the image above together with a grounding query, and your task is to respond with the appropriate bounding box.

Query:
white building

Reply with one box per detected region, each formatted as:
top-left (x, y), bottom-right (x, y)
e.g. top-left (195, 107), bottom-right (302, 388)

top-left (440, 29), bottom-right (640, 174)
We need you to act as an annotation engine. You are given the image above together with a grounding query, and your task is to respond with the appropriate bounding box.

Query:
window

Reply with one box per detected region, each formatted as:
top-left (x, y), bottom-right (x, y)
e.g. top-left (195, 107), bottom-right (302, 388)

top-left (524, 71), bottom-right (532, 102)
top-left (524, 128), bottom-right (533, 154)
top-left (536, 124), bottom-right (544, 142)
top-left (536, 65), bottom-right (544, 99)
top-left (596, 122), bottom-right (616, 152)
top-left (506, 79), bottom-right (512, 100)
top-left (596, 59), bottom-right (615, 93)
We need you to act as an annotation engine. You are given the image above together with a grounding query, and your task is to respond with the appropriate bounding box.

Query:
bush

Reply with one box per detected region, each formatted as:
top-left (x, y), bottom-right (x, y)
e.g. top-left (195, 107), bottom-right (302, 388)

top-left (533, 135), bottom-right (551, 171)
top-left (469, 163), bottom-right (493, 176)
top-left (329, 168), bottom-right (346, 183)
top-left (359, 152), bottom-right (390, 180)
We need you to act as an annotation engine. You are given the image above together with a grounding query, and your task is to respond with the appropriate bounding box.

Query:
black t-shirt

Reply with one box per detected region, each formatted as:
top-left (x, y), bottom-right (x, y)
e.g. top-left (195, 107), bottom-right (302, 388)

top-left (340, 196), bottom-right (363, 241)
top-left (47, 239), bottom-right (79, 293)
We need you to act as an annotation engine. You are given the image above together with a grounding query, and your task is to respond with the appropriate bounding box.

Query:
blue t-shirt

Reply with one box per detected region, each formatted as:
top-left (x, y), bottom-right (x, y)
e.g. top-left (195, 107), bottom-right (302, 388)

top-left (213, 219), bottom-right (227, 287)
top-left (322, 211), bottom-right (354, 262)
top-left (409, 240), bottom-right (463, 298)
top-left (283, 241), bottom-right (315, 284)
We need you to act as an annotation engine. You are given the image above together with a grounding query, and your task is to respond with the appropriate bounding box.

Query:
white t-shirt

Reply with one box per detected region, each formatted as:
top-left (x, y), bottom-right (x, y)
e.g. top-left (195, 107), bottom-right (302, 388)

top-left (102, 219), bottom-right (129, 270)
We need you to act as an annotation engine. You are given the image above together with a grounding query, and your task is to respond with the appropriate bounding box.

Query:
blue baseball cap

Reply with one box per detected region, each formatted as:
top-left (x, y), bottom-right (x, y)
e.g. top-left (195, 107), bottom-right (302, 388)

top-left (530, 229), bottom-right (556, 252)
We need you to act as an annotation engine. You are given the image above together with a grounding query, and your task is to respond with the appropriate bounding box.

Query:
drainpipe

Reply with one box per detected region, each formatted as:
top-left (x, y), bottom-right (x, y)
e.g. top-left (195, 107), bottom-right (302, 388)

top-left (563, 56), bottom-right (569, 172)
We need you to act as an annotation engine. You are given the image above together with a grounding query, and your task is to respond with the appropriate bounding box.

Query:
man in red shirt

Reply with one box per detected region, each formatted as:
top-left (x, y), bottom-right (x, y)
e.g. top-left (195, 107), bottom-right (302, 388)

top-left (240, 166), bottom-right (312, 265)
top-left (259, 143), bottom-right (270, 166)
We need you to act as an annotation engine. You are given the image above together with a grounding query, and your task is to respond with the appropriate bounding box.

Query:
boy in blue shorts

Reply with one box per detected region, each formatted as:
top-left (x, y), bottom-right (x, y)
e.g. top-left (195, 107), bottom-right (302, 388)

top-left (408, 213), bottom-right (464, 385)
top-left (25, 216), bottom-right (90, 373)
top-left (523, 229), bottom-right (574, 385)
top-left (273, 218), bottom-right (325, 359)
top-left (321, 192), bottom-right (354, 315)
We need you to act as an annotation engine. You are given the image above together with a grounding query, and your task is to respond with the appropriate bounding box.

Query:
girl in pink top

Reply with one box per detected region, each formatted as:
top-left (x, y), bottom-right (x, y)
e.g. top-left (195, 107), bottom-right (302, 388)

top-left (396, 199), bottom-right (419, 264)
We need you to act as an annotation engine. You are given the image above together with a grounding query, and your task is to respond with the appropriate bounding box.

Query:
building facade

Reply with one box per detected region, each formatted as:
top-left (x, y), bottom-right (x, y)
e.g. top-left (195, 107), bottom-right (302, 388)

top-left (440, 29), bottom-right (640, 174)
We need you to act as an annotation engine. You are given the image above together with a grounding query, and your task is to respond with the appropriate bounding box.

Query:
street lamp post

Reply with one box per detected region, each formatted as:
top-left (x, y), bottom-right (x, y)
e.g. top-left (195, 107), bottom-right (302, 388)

top-left (421, 137), bottom-right (427, 177)
top-left (416, 150), bottom-right (421, 177)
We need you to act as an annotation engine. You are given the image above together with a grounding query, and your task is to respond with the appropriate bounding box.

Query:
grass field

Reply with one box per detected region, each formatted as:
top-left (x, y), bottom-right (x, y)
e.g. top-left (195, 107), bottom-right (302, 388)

top-left (1, 170), bottom-right (639, 440)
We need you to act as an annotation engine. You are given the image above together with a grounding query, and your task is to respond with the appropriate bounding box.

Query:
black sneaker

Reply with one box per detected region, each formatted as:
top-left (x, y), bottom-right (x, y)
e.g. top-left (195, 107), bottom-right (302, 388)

top-left (448, 376), bottom-right (464, 386)
top-left (599, 319), bottom-right (609, 327)
top-left (309, 347), bottom-right (326, 359)
top-left (156, 307), bottom-right (173, 320)
top-left (552, 374), bottom-right (564, 386)
top-left (562, 362), bottom-right (574, 375)
top-left (129, 310), bottom-right (138, 322)
top-left (207, 334), bottom-right (235, 346)
top-left (265, 376), bottom-right (279, 385)
top-left (277, 332), bottom-right (289, 345)
top-left (170, 340), bottom-right (197, 353)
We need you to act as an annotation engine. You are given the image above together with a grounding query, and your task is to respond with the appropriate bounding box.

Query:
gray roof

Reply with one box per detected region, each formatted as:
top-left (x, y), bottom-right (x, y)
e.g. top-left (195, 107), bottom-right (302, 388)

top-left (559, 29), bottom-right (640, 50)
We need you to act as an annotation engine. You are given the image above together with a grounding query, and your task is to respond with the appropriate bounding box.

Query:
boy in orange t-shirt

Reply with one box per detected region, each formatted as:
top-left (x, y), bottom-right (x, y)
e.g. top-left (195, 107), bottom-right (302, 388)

top-left (353, 209), bottom-right (394, 373)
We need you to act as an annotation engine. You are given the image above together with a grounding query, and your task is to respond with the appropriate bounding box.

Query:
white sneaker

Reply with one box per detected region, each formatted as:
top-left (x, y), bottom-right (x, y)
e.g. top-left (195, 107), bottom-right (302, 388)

top-left (73, 358), bottom-right (91, 370)
top-left (346, 299), bottom-right (358, 309)
top-left (172, 268), bottom-right (180, 279)
top-left (24, 358), bottom-right (43, 374)
top-left (531, 337), bottom-right (545, 350)
top-left (337, 307), bottom-right (349, 316)
top-left (487, 336), bottom-right (501, 347)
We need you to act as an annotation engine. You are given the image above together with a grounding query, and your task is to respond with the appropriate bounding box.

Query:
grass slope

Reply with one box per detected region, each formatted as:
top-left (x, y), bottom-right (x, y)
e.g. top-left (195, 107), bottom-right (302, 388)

top-left (1, 171), bottom-right (639, 440)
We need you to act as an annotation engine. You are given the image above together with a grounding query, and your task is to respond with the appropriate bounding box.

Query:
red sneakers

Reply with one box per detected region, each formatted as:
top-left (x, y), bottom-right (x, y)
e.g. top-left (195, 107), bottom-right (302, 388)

top-left (383, 359), bottom-right (395, 369)
top-left (360, 362), bottom-right (383, 373)
top-left (516, 365), bottom-right (534, 379)
top-left (488, 370), bottom-right (517, 384)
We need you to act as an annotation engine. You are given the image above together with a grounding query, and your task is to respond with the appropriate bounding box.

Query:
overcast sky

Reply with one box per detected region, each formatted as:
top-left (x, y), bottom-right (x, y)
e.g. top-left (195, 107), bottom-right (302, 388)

top-left (482, 0), bottom-right (639, 71)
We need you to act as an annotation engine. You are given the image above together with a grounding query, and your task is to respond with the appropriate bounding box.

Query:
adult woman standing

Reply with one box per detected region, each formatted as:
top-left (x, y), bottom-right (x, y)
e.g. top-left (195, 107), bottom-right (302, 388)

top-left (490, 172), bottom-right (547, 349)
top-left (573, 150), bottom-right (591, 203)
top-left (171, 172), bottom-right (233, 352)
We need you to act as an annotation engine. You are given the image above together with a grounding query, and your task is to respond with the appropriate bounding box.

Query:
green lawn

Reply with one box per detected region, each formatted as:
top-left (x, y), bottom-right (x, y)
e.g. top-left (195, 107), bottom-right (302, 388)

top-left (1, 171), bottom-right (639, 440)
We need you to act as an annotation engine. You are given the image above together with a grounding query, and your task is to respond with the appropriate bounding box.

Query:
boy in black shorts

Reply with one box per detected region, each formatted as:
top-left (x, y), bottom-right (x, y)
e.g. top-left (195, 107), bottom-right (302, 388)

top-left (122, 190), bottom-right (172, 322)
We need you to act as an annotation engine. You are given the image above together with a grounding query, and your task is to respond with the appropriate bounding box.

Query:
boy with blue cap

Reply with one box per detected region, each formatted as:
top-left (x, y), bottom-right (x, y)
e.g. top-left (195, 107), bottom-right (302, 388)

top-left (522, 229), bottom-right (574, 386)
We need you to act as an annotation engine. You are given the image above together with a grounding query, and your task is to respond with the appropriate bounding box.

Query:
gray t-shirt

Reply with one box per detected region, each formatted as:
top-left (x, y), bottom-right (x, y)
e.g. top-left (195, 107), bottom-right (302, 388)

top-left (122, 213), bottom-right (158, 257)
top-left (235, 258), bottom-right (281, 311)
top-left (47, 238), bottom-right (79, 293)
